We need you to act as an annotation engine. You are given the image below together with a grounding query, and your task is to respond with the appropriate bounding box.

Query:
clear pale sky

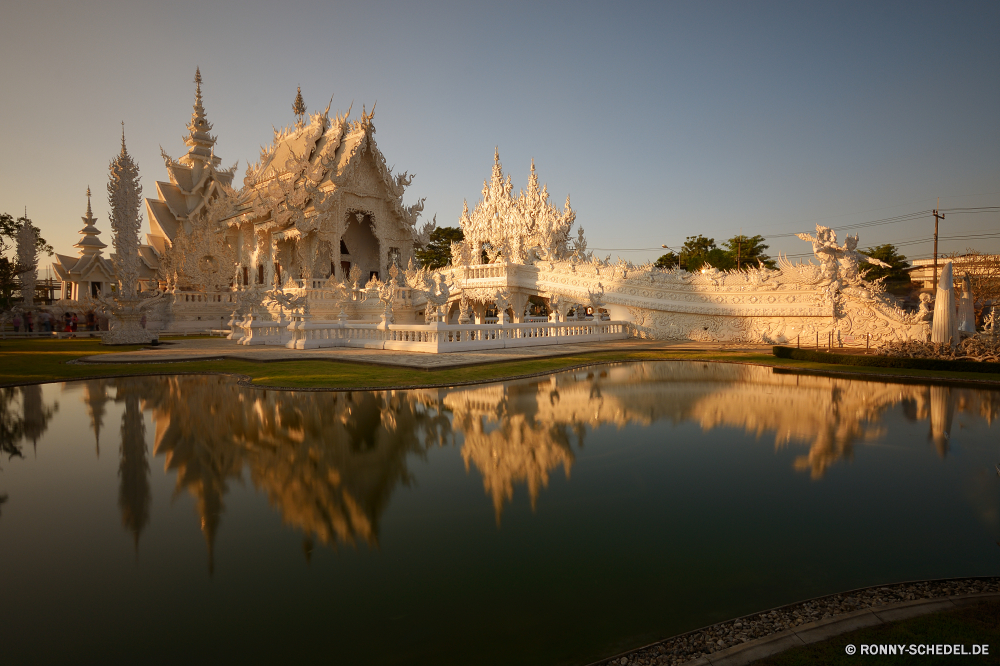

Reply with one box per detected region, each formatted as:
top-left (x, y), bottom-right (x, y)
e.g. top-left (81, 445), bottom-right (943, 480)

top-left (2, 0), bottom-right (997, 269)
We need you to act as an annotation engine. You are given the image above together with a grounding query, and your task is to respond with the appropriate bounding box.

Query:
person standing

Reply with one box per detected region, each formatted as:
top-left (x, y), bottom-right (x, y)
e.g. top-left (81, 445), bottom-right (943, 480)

top-left (71, 313), bottom-right (79, 334)
top-left (12, 313), bottom-right (21, 332)
top-left (25, 311), bottom-right (33, 333)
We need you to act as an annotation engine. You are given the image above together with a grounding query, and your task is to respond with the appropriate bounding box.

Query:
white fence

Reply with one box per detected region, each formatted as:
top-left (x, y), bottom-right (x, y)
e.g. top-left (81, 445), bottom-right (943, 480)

top-left (235, 316), bottom-right (629, 353)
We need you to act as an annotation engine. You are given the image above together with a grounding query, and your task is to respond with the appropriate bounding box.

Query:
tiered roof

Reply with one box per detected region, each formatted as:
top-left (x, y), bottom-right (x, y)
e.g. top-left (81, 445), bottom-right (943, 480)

top-left (52, 188), bottom-right (115, 286)
top-left (145, 68), bottom-right (237, 245)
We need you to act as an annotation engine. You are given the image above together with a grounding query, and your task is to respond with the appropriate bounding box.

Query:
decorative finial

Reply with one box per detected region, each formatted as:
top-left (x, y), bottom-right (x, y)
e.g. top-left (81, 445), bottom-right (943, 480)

top-left (194, 67), bottom-right (203, 107)
top-left (121, 121), bottom-right (127, 153)
top-left (494, 146), bottom-right (500, 162)
top-left (292, 86), bottom-right (306, 127)
top-left (86, 186), bottom-right (93, 217)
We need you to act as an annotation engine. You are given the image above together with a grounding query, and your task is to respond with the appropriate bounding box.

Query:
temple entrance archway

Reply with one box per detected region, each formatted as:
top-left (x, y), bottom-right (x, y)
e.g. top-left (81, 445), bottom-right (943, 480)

top-left (342, 211), bottom-right (380, 282)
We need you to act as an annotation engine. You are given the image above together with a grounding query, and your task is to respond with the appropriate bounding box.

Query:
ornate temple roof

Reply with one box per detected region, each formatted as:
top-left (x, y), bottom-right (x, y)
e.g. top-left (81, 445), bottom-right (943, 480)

top-left (51, 188), bottom-right (115, 283)
top-left (233, 96), bottom-right (425, 236)
top-left (145, 68), bottom-right (237, 245)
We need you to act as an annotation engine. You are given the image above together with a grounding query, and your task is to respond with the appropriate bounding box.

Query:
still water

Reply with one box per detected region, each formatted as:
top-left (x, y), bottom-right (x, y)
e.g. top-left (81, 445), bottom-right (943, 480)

top-left (1, 361), bottom-right (998, 664)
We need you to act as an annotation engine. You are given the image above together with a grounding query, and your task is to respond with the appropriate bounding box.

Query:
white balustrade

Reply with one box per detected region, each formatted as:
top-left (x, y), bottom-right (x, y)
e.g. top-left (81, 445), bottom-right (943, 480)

top-left (248, 317), bottom-right (628, 353)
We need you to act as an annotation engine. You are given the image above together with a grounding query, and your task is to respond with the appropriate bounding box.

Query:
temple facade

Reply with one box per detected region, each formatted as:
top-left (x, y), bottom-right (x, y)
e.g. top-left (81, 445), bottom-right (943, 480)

top-left (138, 71), bottom-right (431, 331)
top-left (52, 69), bottom-right (931, 346)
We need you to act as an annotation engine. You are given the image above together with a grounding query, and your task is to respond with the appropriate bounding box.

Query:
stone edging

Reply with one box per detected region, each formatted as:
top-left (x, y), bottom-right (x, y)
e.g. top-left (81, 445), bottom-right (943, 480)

top-left (589, 577), bottom-right (1000, 666)
top-left (5, 350), bottom-right (999, 391)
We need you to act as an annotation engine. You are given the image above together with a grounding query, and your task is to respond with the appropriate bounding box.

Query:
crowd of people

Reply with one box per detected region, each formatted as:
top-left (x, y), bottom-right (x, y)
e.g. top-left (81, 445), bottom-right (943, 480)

top-left (8, 309), bottom-right (109, 335)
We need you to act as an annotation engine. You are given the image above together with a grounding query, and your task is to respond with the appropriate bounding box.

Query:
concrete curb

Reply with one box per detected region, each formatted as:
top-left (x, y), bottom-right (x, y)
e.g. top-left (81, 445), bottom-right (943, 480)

top-left (593, 590), bottom-right (1000, 666)
top-left (698, 593), bottom-right (1000, 665)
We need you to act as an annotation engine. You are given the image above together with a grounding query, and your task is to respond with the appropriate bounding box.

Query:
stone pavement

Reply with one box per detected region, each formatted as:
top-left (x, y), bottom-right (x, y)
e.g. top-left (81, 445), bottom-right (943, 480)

top-left (76, 337), bottom-right (772, 370)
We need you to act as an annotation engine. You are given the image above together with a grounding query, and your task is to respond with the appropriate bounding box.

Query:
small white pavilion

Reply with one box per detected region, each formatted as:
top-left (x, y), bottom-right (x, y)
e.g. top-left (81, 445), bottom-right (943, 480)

top-left (51, 188), bottom-right (116, 301)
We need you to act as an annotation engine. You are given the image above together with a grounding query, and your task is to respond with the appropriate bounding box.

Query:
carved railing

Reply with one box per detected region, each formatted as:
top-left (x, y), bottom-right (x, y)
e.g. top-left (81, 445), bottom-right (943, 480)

top-left (249, 318), bottom-right (628, 352)
top-left (171, 290), bottom-right (238, 304)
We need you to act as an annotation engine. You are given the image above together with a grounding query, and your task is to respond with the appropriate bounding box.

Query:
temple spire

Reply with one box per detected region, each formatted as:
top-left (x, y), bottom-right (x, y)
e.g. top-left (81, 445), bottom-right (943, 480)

top-left (75, 186), bottom-right (106, 257)
top-left (181, 67), bottom-right (219, 166)
top-left (293, 86), bottom-right (306, 128)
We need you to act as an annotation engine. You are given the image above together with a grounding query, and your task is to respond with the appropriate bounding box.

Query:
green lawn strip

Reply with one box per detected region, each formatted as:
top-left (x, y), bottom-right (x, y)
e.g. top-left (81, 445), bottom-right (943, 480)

top-left (751, 600), bottom-right (1000, 665)
top-left (1, 339), bottom-right (1000, 389)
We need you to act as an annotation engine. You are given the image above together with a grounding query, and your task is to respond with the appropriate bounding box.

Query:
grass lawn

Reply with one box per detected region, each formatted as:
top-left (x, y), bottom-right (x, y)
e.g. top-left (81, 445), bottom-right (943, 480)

top-left (2, 338), bottom-right (1000, 390)
top-left (752, 599), bottom-right (1000, 665)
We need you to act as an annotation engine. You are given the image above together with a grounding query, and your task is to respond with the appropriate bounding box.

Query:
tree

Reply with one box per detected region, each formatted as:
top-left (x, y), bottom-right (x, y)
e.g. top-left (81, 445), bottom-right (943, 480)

top-left (722, 234), bottom-right (776, 270)
top-left (0, 212), bottom-right (53, 258)
top-left (859, 244), bottom-right (910, 283)
top-left (655, 235), bottom-right (732, 272)
top-left (0, 212), bottom-right (54, 309)
top-left (859, 244), bottom-right (914, 299)
top-left (414, 226), bottom-right (464, 270)
top-left (654, 251), bottom-right (679, 270)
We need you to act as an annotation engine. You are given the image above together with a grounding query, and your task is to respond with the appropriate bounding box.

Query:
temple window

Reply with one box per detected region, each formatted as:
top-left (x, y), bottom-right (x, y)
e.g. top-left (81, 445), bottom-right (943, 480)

top-left (257, 264), bottom-right (264, 284)
top-left (341, 261), bottom-right (351, 277)
top-left (242, 266), bottom-right (249, 286)
top-left (340, 240), bottom-right (350, 255)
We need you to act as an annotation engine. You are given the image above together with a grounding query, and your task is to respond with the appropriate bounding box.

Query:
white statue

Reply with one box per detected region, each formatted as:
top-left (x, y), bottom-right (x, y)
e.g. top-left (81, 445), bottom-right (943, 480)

top-left (931, 261), bottom-right (958, 345)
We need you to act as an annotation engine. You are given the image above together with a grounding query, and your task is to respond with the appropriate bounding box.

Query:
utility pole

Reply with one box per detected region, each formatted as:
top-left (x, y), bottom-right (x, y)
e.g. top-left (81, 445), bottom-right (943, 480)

top-left (932, 197), bottom-right (945, 289)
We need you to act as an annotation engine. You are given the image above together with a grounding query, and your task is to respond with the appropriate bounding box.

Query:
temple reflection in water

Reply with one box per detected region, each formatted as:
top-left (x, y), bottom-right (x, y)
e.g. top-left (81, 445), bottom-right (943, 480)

top-left (2, 362), bottom-right (998, 565)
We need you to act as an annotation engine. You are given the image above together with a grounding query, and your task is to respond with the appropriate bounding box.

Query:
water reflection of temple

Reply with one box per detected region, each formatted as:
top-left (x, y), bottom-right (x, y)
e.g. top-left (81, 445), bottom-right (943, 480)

top-left (5, 362), bottom-right (998, 564)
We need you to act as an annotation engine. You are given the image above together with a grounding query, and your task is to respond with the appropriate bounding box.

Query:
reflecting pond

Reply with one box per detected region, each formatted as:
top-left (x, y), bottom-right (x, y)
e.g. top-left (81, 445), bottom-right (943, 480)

top-left (1, 362), bottom-right (999, 664)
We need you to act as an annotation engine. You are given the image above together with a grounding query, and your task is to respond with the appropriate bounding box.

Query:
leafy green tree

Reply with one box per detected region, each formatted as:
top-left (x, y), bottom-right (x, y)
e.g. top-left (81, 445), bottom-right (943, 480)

top-left (656, 235), bottom-right (724, 271)
top-left (860, 244), bottom-right (911, 284)
top-left (657, 233), bottom-right (777, 272)
top-left (722, 234), bottom-right (776, 270)
top-left (654, 251), bottom-right (680, 269)
top-left (413, 226), bottom-right (464, 270)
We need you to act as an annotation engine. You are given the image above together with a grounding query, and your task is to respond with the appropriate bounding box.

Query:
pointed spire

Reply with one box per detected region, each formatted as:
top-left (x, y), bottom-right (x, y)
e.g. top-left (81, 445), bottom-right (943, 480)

top-left (181, 67), bottom-right (219, 166)
top-left (293, 86), bottom-right (306, 128)
top-left (75, 186), bottom-right (106, 256)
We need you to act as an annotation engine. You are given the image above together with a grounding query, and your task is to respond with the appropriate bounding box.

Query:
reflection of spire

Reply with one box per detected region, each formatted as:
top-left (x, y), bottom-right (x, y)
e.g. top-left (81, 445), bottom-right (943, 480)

top-left (117, 386), bottom-right (151, 551)
top-left (83, 380), bottom-right (110, 457)
top-left (459, 408), bottom-right (575, 525)
top-left (0, 388), bottom-right (26, 462)
top-left (928, 385), bottom-right (955, 458)
top-left (20, 385), bottom-right (56, 451)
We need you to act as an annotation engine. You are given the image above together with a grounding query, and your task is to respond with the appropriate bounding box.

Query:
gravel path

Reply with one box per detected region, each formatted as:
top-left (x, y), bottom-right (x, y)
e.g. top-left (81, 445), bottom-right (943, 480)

top-left (595, 577), bottom-right (1000, 666)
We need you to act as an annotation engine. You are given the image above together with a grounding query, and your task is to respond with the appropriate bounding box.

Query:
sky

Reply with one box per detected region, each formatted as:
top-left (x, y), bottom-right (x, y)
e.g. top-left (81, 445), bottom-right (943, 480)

top-left (1, 0), bottom-right (997, 272)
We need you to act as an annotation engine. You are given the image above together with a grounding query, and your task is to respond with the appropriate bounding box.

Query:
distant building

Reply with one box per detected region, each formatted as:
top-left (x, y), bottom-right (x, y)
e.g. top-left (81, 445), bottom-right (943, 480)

top-left (51, 188), bottom-right (159, 304)
top-left (909, 255), bottom-right (1000, 290)
top-left (51, 188), bottom-right (114, 301)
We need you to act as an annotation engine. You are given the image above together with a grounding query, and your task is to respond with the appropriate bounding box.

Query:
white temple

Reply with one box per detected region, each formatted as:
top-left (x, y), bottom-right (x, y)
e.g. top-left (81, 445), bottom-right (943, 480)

top-left (54, 70), bottom-right (932, 349)
top-left (51, 188), bottom-right (115, 301)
